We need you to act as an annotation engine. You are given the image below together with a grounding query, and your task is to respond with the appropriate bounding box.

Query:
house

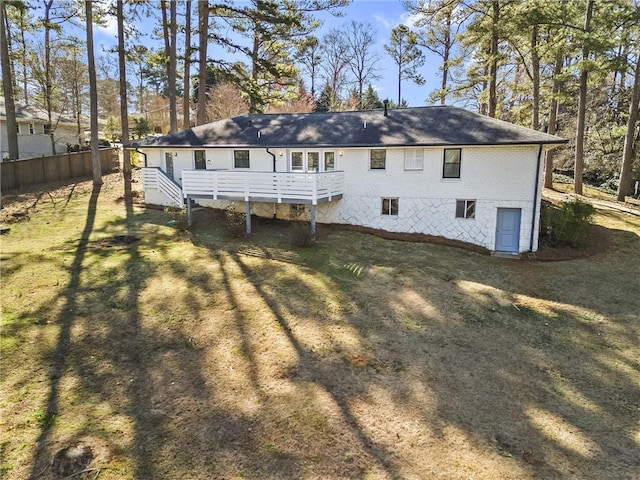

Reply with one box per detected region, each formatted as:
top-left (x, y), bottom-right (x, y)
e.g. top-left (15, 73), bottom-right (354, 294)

top-left (133, 105), bottom-right (566, 253)
top-left (0, 96), bottom-right (88, 160)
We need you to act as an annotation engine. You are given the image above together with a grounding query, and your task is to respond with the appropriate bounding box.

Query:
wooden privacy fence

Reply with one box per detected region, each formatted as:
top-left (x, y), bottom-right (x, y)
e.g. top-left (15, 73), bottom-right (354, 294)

top-left (1, 148), bottom-right (118, 190)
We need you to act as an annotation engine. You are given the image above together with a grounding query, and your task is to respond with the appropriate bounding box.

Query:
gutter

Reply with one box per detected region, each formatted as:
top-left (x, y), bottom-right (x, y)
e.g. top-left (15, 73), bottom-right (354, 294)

top-left (266, 147), bottom-right (276, 172)
top-left (529, 145), bottom-right (543, 252)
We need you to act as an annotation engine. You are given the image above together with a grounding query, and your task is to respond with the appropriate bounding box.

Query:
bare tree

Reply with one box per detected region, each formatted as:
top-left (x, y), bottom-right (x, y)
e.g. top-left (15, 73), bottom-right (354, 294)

top-left (206, 82), bottom-right (249, 121)
top-left (343, 21), bottom-right (380, 109)
top-left (320, 28), bottom-right (349, 110)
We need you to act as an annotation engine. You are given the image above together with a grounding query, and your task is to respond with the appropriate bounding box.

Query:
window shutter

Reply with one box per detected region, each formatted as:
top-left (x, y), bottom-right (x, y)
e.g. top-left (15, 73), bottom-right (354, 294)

top-left (405, 149), bottom-right (424, 170)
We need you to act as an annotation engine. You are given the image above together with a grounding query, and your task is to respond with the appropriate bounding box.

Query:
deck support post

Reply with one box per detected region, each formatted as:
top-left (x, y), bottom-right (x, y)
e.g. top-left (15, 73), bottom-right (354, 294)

top-left (186, 197), bottom-right (193, 227)
top-left (310, 204), bottom-right (316, 241)
top-left (245, 201), bottom-right (252, 234)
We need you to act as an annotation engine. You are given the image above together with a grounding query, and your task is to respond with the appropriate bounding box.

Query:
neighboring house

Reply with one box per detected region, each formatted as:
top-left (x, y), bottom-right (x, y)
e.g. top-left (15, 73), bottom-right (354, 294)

top-left (134, 105), bottom-right (566, 253)
top-left (0, 96), bottom-right (88, 160)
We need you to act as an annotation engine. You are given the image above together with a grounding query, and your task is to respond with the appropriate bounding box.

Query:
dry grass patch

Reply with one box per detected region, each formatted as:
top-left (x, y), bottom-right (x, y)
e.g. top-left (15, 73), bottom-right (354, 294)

top-left (2, 175), bottom-right (639, 479)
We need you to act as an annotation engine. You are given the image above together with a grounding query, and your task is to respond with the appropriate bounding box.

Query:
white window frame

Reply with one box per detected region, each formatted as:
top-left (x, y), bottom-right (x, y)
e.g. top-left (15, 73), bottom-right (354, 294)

top-left (381, 197), bottom-right (399, 216)
top-left (404, 148), bottom-right (424, 171)
top-left (455, 199), bottom-right (476, 219)
top-left (307, 151), bottom-right (319, 172)
top-left (324, 151), bottom-right (335, 171)
top-left (291, 151), bottom-right (304, 171)
top-left (29, 123), bottom-right (35, 134)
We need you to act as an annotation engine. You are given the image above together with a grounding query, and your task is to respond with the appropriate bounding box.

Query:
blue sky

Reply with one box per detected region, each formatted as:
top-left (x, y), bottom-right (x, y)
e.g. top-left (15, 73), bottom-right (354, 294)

top-left (92, 0), bottom-right (442, 107)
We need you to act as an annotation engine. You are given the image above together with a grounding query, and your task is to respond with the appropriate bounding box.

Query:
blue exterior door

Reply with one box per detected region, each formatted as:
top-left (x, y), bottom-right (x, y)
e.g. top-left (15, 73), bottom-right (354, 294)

top-left (495, 208), bottom-right (521, 253)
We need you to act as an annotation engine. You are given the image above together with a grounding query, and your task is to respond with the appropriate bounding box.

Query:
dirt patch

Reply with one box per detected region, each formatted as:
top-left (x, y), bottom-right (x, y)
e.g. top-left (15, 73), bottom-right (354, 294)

top-left (0, 171), bottom-right (138, 225)
top-left (93, 235), bottom-right (140, 248)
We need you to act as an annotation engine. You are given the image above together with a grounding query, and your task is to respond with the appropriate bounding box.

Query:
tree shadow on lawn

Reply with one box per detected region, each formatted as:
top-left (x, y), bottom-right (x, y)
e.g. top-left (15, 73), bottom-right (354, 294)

top-left (21, 197), bottom-right (640, 479)
top-left (23, 189), bottom-right (311, 479)
top-left (191, 220), bottom-right (640, 479)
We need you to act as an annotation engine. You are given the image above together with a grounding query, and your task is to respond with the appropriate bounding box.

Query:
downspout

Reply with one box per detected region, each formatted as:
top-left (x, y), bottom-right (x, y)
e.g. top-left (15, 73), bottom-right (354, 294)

top-left (135, 148), bottom-right (148, 167)
top-left (529, 144), bottom-right (543, 252)
top-left (266, 147), bottom-right (278, 219)
top-left (266, 147), bottom-right (276, 172)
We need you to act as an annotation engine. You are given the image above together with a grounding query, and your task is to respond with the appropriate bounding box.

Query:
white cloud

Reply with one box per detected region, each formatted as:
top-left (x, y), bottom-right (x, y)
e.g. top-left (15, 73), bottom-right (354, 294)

top-left (373, 13), bottom-right (395, 30)
top-left (96, 16), bottom-right (117, 37)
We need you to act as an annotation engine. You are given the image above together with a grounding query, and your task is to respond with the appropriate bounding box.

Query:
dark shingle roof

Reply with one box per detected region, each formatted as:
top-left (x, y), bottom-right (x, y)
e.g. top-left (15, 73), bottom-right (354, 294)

top-left (133, 106), bottom-right (566, 148)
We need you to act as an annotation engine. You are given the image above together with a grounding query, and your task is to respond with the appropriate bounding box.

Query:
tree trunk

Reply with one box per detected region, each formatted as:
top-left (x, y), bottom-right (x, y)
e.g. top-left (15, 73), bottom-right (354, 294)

top-left (168, 1), bottom-right (178, 132)
top-left (117, 0), bottom-right (131, 184)
top-left (488, 0), bottom-right (499, 118)
top-left (544, 49), bottom-right (565, 189)
top-left (531, 22), bottom-right (540, 130)
top-left (85, 0), bottom-right (102, 185)
top-left (0, 1), bottom-right (19, 159)
top-left (249, 30), bottom-right (260, 114)
top-left (196, 0), bottom-right (208, 125)
top-left (397, 59), bottom-right (402, 105)
top-left (182, 0), bottom-right (192, 130)
top-left (44, 0), bottom-right (56, 155)
top-left (617, 51), bottom-right (640, 201)
top-left (574, 0), bottom-right (593, 196)
top-left (20, 8), bottom-right (28, 105)
top-left (440, 9), bottom-right (452, 106)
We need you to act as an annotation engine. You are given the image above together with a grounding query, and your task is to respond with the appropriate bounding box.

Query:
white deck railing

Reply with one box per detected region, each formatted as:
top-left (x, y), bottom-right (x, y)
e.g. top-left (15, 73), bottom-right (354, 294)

top-left (142, 167), bottom-right (183, 207)
top-left (181, 170), bottom-right (344, 204)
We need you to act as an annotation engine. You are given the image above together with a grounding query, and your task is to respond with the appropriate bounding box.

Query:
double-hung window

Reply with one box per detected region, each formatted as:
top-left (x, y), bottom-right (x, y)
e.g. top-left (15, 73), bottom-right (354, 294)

top-left (324, 152), bottom-right (335, 171)
top-left (455, 200), bottom-right (476, 219)
top-left (234, 150), bottom-right (250, 168)
top-left (370, 149), bottom-right (386, 170)
top-left (443, 148), bottom-right (461, 178)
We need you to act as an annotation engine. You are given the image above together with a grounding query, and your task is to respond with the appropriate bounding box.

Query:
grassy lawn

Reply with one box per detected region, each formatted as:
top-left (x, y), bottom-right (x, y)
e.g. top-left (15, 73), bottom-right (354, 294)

top-left (1, 174), bottom-right (639, 479)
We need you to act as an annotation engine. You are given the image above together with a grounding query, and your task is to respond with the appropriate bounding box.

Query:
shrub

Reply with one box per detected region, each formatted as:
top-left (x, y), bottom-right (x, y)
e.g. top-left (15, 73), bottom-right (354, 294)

top-left (541, 199), bottom-right (595, 248)
top-left (224, 204), bottom-right (247, 238)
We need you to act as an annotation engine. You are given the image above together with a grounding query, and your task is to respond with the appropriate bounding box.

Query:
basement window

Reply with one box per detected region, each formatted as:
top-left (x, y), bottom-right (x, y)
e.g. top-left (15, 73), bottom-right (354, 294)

top-left (381, 198), bottom-right (398, 216)
top-left (455, 200), bottom-right (476, 219)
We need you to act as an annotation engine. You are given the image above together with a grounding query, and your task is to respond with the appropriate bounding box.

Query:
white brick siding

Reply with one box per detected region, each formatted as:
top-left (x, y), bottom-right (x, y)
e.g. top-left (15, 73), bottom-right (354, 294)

top-left (140, 144), bottom-right (544, 252)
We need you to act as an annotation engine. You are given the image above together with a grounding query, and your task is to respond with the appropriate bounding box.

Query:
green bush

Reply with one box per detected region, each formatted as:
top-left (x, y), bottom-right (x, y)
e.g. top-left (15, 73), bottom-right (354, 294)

top-left (224, 204), bottom-right (247, 238)
top-left (541, 200), bottom-right (595, 247)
